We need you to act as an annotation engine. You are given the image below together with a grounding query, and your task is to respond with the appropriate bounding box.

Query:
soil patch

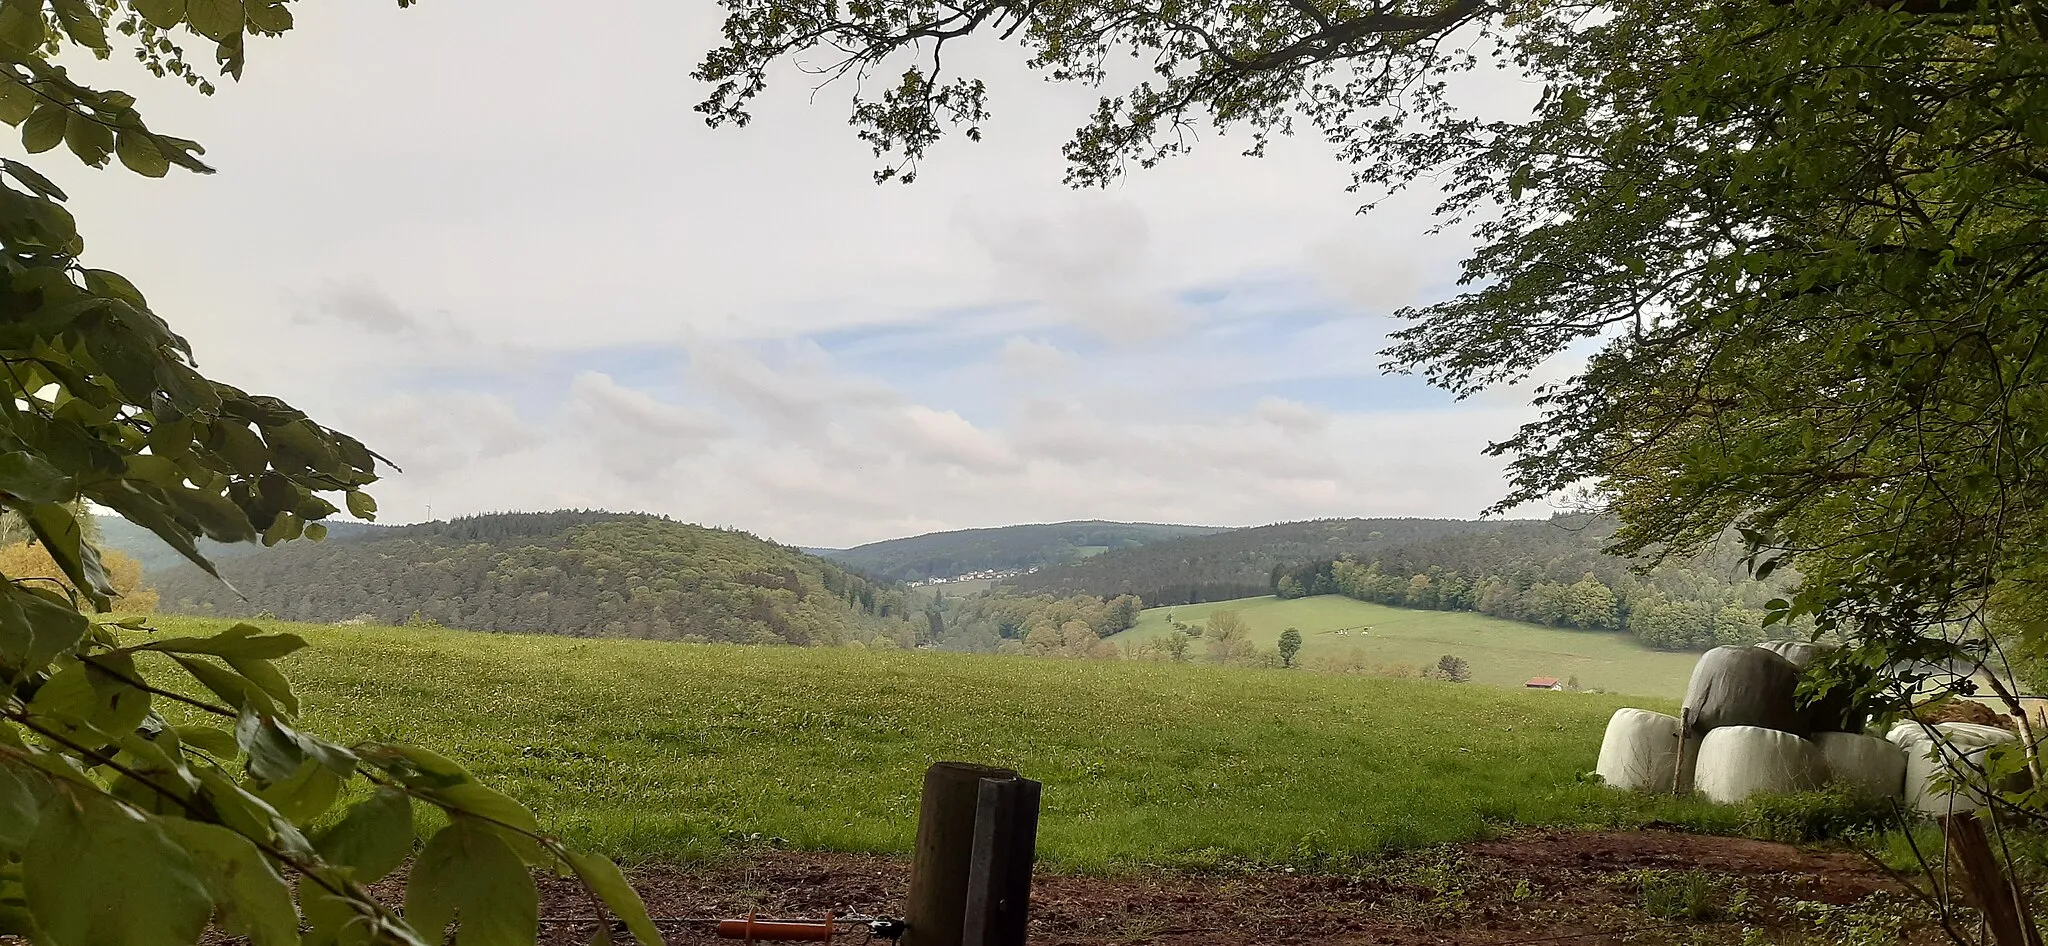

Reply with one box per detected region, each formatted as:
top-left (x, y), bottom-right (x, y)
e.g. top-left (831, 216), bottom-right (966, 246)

top-left (531, 828), bottom-right (1943, 945)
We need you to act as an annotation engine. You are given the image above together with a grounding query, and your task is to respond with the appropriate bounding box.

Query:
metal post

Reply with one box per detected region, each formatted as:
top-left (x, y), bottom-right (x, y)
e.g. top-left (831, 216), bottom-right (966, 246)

top-left (962, 777), bottom-right (1041, 946)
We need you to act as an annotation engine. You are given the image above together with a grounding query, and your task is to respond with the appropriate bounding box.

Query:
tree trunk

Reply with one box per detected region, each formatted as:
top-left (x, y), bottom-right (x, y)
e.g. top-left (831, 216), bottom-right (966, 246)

top-left (1941, 812), bottom-right (2043, 946)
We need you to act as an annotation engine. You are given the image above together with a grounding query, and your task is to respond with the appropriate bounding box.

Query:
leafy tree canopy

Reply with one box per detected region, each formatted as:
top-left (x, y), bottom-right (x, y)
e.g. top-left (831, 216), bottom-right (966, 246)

top-left (1, 2), bottom-right (655, 944)
top-left (696, 0), bottom-right (2048, 714)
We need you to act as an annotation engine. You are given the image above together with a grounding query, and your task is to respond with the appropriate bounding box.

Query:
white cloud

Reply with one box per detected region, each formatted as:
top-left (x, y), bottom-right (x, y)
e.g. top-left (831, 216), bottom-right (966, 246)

top-left (568, 372), bottom-right (729, 482)
top-left (341, 393), bottom-right (538, 480)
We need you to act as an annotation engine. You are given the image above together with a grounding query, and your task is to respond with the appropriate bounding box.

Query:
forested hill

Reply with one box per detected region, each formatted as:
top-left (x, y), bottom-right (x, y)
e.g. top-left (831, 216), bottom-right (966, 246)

top-left (822, 520), bottom-right (1227, 582)
top-left (1271, 514), bottom-right (1794, 650)
top-left (149, 511), bottom-right (916, 645)
top-left (1000, 518), bottom-right (1517, 606)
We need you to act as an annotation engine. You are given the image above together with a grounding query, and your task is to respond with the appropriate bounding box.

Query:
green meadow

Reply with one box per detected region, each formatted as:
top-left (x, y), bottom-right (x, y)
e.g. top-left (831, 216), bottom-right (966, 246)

top-left (1115, 595), bottom-right (1701, 698)
top-left (141, 617), bottom-right (1712, 871)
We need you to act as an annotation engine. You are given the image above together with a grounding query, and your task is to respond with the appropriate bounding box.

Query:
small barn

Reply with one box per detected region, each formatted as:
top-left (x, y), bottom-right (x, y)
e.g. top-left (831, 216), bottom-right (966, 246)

top-left (1525, 677), bottom-right (1564, 690)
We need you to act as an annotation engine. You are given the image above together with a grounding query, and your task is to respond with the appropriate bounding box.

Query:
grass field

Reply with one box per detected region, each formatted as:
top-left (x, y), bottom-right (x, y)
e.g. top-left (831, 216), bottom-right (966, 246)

top-left (140, 616), bottom-right (1718, 871)
top-left (1115, 596), bottom-right (1701, 698)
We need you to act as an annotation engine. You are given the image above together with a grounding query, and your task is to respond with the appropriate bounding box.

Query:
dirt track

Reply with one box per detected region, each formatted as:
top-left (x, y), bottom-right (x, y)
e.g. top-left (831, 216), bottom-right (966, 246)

top-left (534, 828), bottom-right (1943, 945)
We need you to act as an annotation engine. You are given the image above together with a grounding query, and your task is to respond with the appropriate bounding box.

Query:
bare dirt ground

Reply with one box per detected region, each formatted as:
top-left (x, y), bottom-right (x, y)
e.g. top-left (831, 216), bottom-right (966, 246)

top-left (531, 828), bottom-right (1946, 946)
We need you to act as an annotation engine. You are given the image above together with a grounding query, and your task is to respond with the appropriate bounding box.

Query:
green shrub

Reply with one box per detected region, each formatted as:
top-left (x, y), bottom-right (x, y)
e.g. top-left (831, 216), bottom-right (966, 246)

top-left (1738, 788), bottom-right (1890, 844)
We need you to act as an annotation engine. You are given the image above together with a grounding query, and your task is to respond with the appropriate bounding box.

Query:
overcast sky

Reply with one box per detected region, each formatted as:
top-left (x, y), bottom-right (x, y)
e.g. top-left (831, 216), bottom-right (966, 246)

top-left (41, 2), bottom-right (1556, 549)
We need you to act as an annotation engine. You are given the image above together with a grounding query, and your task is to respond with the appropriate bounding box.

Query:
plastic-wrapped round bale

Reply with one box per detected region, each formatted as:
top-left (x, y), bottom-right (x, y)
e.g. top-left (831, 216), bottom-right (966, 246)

top-left (1755, 640), bottom-right (1832, 669)
top-left (1684, 646), bottom-right (1807, 736)
top-left (1889, 722), bottom-right (2022, 815)
top-left (1889, 720), bottom-right (2011, 746)
top-left (1596, 709), bottom-right (1682, 792)
top-left (1811, 731), bottom-right (1905, 801)
top-left (1693, 725), bottom-right (1823, 804)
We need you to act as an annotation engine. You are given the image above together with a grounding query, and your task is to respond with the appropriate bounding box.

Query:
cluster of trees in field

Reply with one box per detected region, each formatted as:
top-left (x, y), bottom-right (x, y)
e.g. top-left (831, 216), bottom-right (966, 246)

top-left (1270, 516), bottom-right (1788, 650)
top-left (822, 520), bottom-right (1223, 583)
top-left (1003, 517), bottom-right (1513, 606)
top-left (922, 589), bottom-right (1145, 655)
top-left (154, 511), bottom-right (918, 646)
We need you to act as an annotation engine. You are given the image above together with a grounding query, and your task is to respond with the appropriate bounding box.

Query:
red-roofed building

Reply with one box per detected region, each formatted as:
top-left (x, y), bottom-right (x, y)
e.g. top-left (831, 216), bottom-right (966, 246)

top-left (1525, 677), bottom-right (1563, 690)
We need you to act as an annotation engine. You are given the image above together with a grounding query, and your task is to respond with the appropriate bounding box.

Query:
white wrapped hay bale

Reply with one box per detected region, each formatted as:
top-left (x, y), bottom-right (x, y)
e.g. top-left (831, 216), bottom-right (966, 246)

top-left (1888, 720), bottom-right (2010, 746)
top-left (1596, 709), bottom-right (1683, 792)
top-left (1755, 640), bottom-right (1832, 670)
top-left (1812, 731), bottom-right (1905, 801)
top-left (1889, 722), bottom-right (2022, 814)
top-left (1685, 646), bottom-right (1807, 735)
top-left (1693, 725), bottom-right (1823, 804)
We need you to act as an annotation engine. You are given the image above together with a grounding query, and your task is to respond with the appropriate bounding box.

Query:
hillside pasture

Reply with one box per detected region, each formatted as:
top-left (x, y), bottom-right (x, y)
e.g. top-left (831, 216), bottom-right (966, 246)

top-left (1116, 595), bottom-right (1700, 698)
top-left (141, 617), bottom-right (1713, 871)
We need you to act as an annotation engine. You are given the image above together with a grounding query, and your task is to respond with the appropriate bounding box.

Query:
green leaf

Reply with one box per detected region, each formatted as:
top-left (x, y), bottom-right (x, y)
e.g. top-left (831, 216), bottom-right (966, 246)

top-left (0, 583), bottom-right (89, 676)
top-left (0, 451), bottom-right (73, 503)
top-left (191, 768), bottom-right (298, 851)
top-left (244, 0), bottom-right (289, 33)
top-left (305, 521), bottom-right (329, 541)
top-left (184, 0), bottom-right (242, 41)
top-left (79, 652), bottom-right (152, 737)
top-left (0, 160), bottom-right (61, 202)
top-left (360, 743), bottom-right (469, 786)
top-left (154, 819), bottom-right (300, 946)
top-left (261, 509), bottom-right (303, 546)
top-left (23, 656), bottom-right (151, 740)
top-left (82, 269), bottom-right (145, 307)
top-left (424, 782), bottom-right (539, 836)
top-left (24, 794), bottom-right (213, 946)
top-left (132, 0), bottom-right (186, 29)
top-left (404, 819), bottom-right (538, 946)
top-left (254, 756), bottom-right (343, 824)
top-left (0, 80), bottom-right (37, 125)
top-left (24, 661), bottom-right (96, 723)
top-left (21, 104), bottom-right (68, 154)
top-left (62, 112), bottom-right (114, 167)
top-left (236, 711), bottom-right (309, 783)
top-left (11, 501), bottom-right (113, 609)
top-left (0, 759), bottom-right (47, 851)
top-left (0, 3), bottom-right (47, 51)
top-left (224, 653), bottom-right (298, 714)
top-left (170, 654), bottom-right (276, 715)
top-left (171, 724), bottom-right (239, 759)
top-left (300, 885), bottom-right (367, 946)
top-left (139, 622), bottom-right (307, 660)
top-left (114, 131), bottom-right (168, 177)
top-left (208, 420), bottom-right (270, 476)
top-left (563, 851), bottom-right (662, 946)
top-left (49, 0), bottom-right (107, 50)
top-left (315, 788), bottom-right (414, 883)
top-left (346, 490), bottom-right (377, 520)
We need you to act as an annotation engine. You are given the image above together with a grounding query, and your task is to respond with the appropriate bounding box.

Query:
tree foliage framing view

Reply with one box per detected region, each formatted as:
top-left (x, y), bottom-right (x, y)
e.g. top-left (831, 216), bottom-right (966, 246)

top-left (0, 3), bottom-right (658, 945)
top-left (696, 0), bottom-right (2048, 734)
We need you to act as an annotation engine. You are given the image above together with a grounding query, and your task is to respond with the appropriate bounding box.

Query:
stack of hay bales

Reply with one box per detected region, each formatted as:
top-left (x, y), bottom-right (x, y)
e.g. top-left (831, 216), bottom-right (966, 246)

top-left (1684, 645), bottom-right (1823, 803)
top-left (1595, 641), bottom-right (2025, 809)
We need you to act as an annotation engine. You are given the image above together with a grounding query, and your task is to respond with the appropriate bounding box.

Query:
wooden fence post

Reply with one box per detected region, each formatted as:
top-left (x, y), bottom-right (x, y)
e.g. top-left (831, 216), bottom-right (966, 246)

top-left (904, 763), bottom-right (1017, 946)
top-left (1674, 707), bottom-right (1698, 795)
top-left (963, 777), bottom-right (1041, 946)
